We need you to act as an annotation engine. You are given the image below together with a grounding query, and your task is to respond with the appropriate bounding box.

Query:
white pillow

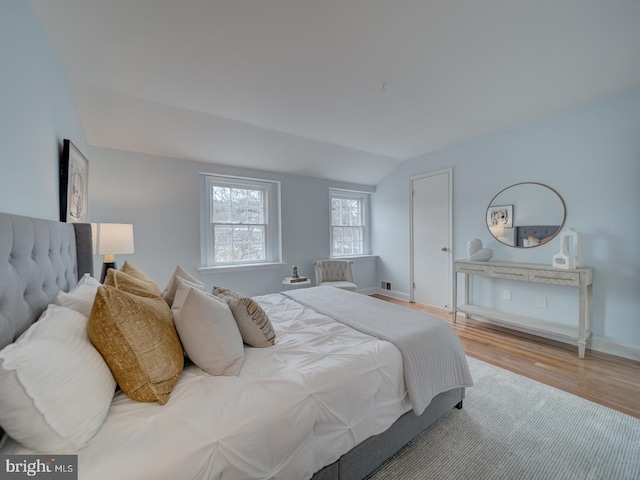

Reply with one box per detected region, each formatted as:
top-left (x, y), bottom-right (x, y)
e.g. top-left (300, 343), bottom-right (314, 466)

top-left (54, 273), bottom-right (102, 317)
top-left (0, 304), bottom-right (116, 453)
top-left (171, 281), bottom-right (244, 376)
top-left (162, 265), bottom-right (207, 307)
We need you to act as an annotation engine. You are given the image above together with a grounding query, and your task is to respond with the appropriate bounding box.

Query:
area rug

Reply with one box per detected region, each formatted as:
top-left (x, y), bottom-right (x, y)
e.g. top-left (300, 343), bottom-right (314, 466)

top-left (367, 356), bottom-right (640, 480)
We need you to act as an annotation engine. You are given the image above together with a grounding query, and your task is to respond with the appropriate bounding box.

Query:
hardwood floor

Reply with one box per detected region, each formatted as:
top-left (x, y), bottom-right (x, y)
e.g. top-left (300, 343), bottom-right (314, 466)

top-left (373, 295), bottom-right (640, 419)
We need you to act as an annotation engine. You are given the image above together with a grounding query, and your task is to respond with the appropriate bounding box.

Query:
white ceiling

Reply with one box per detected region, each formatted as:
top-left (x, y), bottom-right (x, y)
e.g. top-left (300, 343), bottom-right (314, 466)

top-left (29, 0), bottom-right (640, 184)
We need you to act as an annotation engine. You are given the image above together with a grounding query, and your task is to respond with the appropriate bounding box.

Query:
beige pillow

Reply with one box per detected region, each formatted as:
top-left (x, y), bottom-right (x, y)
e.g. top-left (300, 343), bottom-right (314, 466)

top-left (103, 268), bottom-right (162, 298)
top-left (525, 236), bottom-right (541, 247)
top-left (171, 281), bottom-right (244, 376)
top-left (162, 265), bottom-right (206, 307)
top-left (211, 287), bottom-right (276, 347)
top-left (87, 285), bottom-right (184, 405)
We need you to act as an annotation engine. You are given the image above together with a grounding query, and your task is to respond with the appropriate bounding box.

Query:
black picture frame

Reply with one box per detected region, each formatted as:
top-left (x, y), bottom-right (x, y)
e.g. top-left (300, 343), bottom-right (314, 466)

top-left (59, 139), bottom-right (89, 223)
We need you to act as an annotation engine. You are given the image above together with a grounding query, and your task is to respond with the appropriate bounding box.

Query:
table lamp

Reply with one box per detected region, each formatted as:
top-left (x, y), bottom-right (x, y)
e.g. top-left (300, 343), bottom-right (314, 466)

top-left (93, 223), bottom-right (135, 282)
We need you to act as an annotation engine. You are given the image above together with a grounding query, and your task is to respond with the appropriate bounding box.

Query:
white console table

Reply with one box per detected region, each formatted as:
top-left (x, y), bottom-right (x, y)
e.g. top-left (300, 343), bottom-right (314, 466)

top-left (452, 260), bottom-right (593, 358)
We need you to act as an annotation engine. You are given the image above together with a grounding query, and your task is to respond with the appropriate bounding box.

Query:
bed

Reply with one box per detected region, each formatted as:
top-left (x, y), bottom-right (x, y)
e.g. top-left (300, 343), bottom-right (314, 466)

top-left (0, 212), bottom-right (472, 480)
top-left (515, 225), bottom-right (560, 247)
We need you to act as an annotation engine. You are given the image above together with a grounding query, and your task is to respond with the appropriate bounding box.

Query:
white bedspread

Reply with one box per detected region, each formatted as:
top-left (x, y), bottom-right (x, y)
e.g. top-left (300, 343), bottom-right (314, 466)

top-left (1, 294), bottom-right (412, 479)
top-left (283, 287), bottom-right (474, 414)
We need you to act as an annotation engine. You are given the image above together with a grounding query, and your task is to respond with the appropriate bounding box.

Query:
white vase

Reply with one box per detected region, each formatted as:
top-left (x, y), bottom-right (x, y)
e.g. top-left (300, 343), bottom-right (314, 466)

top-left (552, 227), bottom-right (582, 269)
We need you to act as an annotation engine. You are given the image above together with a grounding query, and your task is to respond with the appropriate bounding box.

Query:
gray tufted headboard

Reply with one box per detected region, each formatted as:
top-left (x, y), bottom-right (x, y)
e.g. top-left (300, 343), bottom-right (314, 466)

top-left (0, 213), bottom-right (93, 350)
top-left (514, 225), bottom-right (560, 247)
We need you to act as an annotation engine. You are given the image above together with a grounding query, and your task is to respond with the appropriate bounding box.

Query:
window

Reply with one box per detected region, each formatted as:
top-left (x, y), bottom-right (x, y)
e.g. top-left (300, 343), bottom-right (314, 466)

top-left (330, 190), bottom-right (368, 257)
top-left (201, 175), bottom-right (281, 267)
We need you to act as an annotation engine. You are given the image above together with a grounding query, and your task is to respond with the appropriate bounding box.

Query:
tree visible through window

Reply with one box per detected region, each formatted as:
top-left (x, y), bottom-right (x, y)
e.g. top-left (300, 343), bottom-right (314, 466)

top-left (331, 192), bottom-right (365, 256)
top-left (201, 174), bottom-right (280, 267)
top-left (212, 185), bottom-right (266, 263)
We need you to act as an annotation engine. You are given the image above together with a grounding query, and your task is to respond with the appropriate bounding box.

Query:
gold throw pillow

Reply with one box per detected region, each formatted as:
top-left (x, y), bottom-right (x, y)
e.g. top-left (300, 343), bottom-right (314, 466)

top-left (87, 286), bottom-right (184, 405)
top-left (104, 262), bottom-right (161, 297)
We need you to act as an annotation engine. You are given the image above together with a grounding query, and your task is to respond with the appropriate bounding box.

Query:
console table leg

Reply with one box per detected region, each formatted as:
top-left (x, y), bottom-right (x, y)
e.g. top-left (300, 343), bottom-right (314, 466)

top-left (578, 342), bottom-right (586, 359)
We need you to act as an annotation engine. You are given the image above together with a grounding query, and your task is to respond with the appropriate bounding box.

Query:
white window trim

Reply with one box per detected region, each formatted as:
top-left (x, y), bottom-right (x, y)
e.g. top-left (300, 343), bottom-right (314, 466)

top-left (197, 262), bottom-right (286, 274)
top-left (330, 189), bottom-right (370, 258)
top-left (200, 174), bottom-right (282, 269)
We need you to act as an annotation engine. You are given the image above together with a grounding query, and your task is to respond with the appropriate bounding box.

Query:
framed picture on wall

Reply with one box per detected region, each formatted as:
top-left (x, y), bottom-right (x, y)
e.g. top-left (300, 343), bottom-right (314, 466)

top-left (60, 139), bottom-right (89, 223)
top-left (487, 204), bottom-right (513, 228)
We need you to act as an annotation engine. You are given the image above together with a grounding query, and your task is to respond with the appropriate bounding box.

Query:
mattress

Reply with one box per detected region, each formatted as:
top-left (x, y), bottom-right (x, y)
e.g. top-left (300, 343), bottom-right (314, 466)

top-left (1, 293), bottom-right (412, 479)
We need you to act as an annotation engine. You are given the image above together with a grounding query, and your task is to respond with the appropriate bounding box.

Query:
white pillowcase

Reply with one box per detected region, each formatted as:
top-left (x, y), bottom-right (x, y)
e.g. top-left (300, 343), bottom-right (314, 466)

top-left (0, 304), bottom-right (116, 453)
top-left (171, 280), bottom-right (244, 376)
top-left (54, 273), bottom-right (102, 317)
top-left (162, 265), bottom-right (207, 307)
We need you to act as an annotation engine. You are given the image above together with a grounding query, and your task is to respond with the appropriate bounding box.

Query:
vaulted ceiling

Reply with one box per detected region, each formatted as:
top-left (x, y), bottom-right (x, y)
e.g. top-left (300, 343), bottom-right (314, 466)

top-left (29, 0), bottom-right (640, 184)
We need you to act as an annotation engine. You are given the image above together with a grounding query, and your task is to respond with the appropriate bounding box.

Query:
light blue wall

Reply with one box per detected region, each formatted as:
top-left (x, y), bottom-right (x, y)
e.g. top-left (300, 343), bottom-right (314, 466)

top-left (372, 88), bottom-right (640, 357)
top-left (0, 0), bottom-right (86, 219)
top-left (3, 0), bottom-right (638, 357)
top-left (87, 146), bottom-right (377, 296)
top-left (0, 0), bottom-right (376, 297)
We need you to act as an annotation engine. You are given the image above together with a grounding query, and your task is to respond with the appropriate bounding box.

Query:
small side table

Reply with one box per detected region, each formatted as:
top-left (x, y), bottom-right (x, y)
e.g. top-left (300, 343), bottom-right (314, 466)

top-left (282, 277), bottom-right (312, 290)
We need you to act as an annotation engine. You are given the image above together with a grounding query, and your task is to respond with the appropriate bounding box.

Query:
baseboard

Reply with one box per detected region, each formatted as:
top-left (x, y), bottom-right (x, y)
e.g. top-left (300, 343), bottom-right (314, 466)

top-left (591, 336), bottom-right (640, 362)
top-left (373, 288), bottom-right (410, 302)
top-left (358, 287), bottom-right (379, 296)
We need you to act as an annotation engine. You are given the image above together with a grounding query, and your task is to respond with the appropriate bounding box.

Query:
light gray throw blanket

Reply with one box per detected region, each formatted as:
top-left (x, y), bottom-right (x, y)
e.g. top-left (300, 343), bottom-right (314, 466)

top-left (282, 287), bottom-right (473, 415)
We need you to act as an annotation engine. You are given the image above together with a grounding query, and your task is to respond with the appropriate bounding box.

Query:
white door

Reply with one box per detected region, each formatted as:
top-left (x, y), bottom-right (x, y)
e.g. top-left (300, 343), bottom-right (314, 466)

top-left (410, 169), bottom-right (452, 309)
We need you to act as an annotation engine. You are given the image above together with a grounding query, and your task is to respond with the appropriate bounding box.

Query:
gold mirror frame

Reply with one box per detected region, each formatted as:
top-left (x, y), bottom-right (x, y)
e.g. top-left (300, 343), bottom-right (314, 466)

top-left (486, 182), bottom-right (566, 248)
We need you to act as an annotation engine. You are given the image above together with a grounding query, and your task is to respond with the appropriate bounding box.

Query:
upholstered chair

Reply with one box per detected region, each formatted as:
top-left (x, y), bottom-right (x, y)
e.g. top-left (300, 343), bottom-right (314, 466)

top-left (313, 260), bottom-right (358, 292)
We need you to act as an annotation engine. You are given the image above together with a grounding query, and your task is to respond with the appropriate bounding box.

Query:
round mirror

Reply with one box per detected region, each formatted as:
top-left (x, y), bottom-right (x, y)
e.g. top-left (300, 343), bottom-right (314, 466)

top-left (486, 182), bottom-right (566, 248)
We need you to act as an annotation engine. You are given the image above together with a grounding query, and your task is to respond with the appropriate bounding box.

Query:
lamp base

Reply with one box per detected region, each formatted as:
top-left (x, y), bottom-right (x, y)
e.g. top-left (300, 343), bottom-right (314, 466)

top-left (100, 261), bottom-right (117, 283)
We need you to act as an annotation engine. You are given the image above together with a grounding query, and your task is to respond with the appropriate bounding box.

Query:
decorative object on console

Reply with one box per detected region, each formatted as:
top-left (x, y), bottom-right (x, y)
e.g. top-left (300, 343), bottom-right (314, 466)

top-left (467, 238), bottom-right (493, 261)
top-left (552, 227), bottom-right (583, 269)
top-left (92, 223), bottom-right (135, 282)
top-left (60, 139), bottom-right (89, 223)
top-left (292, 265), bottom-right (299, 278)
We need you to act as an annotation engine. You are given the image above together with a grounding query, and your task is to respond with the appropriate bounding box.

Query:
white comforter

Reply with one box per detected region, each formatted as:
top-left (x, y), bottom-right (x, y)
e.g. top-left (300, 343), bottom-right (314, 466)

top-left (2, 294), bottom-right (413, 479)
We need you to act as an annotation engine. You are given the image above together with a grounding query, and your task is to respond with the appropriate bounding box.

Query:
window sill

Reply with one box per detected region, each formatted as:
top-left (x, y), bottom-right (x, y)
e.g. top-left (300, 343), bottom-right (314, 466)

top-left (330, 255), bottom-right (378, 261)
top-left (198, 262), bottom-right (287, 274)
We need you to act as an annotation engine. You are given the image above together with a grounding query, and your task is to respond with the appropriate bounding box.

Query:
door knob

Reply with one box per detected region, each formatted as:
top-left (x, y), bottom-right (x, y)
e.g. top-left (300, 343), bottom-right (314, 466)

top-left (441, 247), bottom-right (448, 252)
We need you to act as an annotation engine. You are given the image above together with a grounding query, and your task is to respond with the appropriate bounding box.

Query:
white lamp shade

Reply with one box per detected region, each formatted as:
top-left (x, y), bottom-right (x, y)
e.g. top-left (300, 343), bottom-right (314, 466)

top-left (92, 223), bottom-right (135, 255)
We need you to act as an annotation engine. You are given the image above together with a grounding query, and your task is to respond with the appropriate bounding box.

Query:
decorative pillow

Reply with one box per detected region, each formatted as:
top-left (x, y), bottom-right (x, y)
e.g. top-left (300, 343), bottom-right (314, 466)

top-left (54, 273), bottom-right (102, 317)
top-left (211, 286), bottom-right (276, 347)
top-left (526, 236), bottom-right (541, 247)
top-left (171, 280), bottom-right (244, 376)
top-left (104, 268), bottom-right (162, 299)
top-left (0, 304), bottom-right (116, 453)
top-left (87, 285), bottom-right (184, 405)
top-left (120, 261), bottom-right (155, 282)
top-left (114, 261), bottom-right (162, 294)
top-left (162, 265), bottom-right (207, 307)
